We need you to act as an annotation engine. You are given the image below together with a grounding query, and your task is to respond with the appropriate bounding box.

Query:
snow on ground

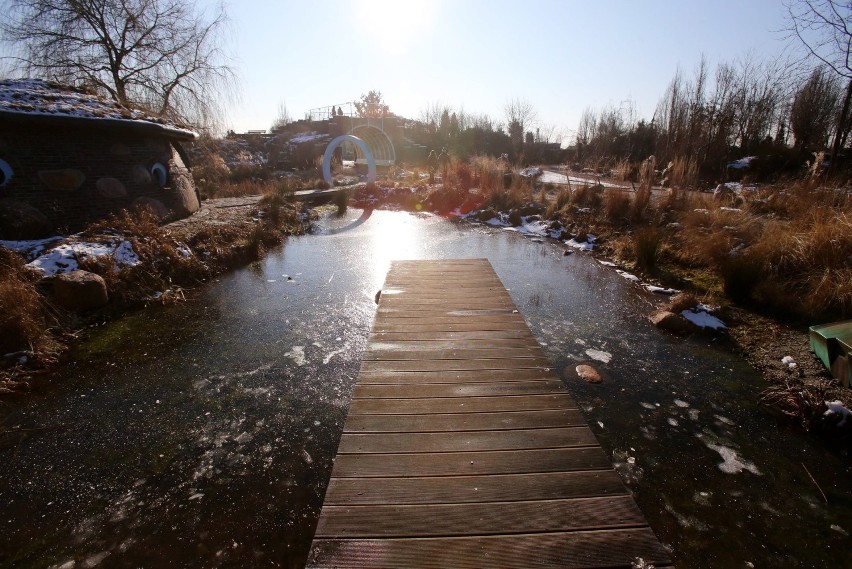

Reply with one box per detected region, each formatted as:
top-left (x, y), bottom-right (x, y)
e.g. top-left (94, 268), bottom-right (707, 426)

top-left (24, 239), bottom-right (141, 275)
top-left (697, 434), bottom-right (761, 475)
top-left (681, 307), bottom-right (727, 330)
top-left (519, 167), bottom-right (543, 178)
top-left (585, 349), bottom-right (612, 363)
top-left (643, 284), bottom-right (680, 295)
top-left (825, 401), bottom-right (851, 427)
top-left (0, 237), bottom-right (65, 261)
top-left (288, 131), bottom-right (329, 145)
top-left (616, 270), bottom-right (640, 282)
top-left (484, 216), bottom-right (511, 227)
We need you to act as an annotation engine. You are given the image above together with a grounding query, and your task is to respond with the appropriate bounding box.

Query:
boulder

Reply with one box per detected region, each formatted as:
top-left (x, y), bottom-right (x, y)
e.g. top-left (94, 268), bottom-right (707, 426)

top-left (0, 198), bottom-right (53, 239)
top-left (576, 364), bottom-right (602, 383)
top-left (53, 270), bottom-right (108, 311)
top-left (650, 310), bottom-right (697, 334)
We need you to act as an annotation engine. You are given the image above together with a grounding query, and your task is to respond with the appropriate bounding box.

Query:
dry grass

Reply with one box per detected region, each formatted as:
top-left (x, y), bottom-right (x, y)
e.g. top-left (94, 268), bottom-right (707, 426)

top-left (632, 228), bottom-right (662, 273)
top-left (603, 189), bottom-right (631, 222)
top-left (0, 248), bottom-right (60, 364)
top-left (668, 292), bottom-right (700, 313)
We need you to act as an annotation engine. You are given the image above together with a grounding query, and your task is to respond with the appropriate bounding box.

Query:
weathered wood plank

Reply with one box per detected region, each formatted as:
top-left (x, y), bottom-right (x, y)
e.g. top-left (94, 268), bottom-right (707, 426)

top-left (308, 529), bottom-right (671, 569)
top-left (343, 409), bottom-right (587, 433)
top-left (321, 471), bottom-right (629, 505)
top-left (370, 330), bottom-right (536, 341)
top-left (352, 380), bottom-right (567, 399)
top-left (348, 394), bottom-right (577, 415)
top-left (329, 447), bottom-right (612, 478)
top-left (367, 337), bottom-right (541, 350)
top-left (314, 496), bottom-right (647, 538)
top-left (363, 346), bottom-right (544, 361)
top-left (357, 368), bottom-right (558, 384)
top-left (359, 358), bottom-right (552, 373)
top-left (337, 427), bottom-right (598, 454)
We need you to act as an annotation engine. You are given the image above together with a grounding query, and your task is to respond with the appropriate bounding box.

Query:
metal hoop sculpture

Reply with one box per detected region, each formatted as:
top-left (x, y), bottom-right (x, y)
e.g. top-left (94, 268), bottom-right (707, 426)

top-left (322, 135), bottom-right (376, 185)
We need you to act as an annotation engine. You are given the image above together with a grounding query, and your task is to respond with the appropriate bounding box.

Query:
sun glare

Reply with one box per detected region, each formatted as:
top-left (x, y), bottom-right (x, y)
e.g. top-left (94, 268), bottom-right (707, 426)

top-left (356, 0), bottom-right (435, 48)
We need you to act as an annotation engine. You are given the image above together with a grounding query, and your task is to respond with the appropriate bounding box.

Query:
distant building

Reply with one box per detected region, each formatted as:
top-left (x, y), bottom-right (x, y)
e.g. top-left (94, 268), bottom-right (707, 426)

top-left (0, 79), bottom-right (199, 239)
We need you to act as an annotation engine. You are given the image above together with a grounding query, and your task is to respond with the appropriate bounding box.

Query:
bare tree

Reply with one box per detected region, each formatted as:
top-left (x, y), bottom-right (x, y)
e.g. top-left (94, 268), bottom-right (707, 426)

top-left (791, 66), bottom-right (842, 149)
top-left (1, 0), bottom-right (236, 127)
top-left (785, 0), bottom-right (852, 161)
top-left (270, 101), bottom-right (293, 132)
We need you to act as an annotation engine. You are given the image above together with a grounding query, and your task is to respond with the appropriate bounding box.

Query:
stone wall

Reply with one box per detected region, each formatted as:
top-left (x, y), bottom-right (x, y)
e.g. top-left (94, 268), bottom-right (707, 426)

top-left (0, 123), bottom-right (199, 239)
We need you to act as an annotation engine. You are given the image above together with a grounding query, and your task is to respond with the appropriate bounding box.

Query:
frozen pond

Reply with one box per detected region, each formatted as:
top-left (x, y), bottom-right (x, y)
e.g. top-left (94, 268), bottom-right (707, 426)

top-left (1, 208), bottom-right (850, 568)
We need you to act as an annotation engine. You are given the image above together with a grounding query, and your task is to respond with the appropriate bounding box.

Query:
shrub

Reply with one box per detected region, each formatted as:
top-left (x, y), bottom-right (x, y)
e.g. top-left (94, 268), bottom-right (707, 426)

top-left (604, 189), bottom-right (631, 222)
top-left (0, 248), bottom-right (59, 363)
top-left (632, 228), bottom-right (662, 273)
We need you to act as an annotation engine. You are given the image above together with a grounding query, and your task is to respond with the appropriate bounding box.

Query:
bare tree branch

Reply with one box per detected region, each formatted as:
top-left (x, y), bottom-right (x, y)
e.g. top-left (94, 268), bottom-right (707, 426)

top-left (0, 0), bottom-right (237, 128)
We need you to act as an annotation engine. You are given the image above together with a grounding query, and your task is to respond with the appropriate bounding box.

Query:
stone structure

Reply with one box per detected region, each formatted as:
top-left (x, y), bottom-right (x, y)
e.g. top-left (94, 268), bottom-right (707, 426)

top-left (0, 79), bottom-right (199, 239)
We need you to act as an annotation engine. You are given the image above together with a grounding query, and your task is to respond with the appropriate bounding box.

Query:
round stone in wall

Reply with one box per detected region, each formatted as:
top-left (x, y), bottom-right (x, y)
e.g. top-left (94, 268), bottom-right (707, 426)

top-left (129, 164), bottom-right (152, 185)
top-left (132, 196), bottom-right (169, 219)
top-left (96, 177), bottom-right (127, 198)
top-left (38, 169), bottom-right (86, 191)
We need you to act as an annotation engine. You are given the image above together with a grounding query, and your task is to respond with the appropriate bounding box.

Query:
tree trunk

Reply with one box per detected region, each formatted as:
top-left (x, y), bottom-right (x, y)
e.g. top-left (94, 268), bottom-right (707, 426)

top-left (830, 78), bottom-right (852, 170)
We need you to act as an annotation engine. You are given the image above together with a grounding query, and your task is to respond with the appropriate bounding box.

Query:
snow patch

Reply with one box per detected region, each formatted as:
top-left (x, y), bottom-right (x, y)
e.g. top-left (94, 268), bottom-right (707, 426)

top-left (681, 308), bottom-right (727, 330)
top-left (825, 400), bottom-right (851, 427)
top-left (26, 239), bottom-right (141, 275)
top-left (697, 434), bottom-right (761, 475)
top-left (585, 349), bottom-right (612, 363)
top-left (616, 270), bottom-right (640, 282)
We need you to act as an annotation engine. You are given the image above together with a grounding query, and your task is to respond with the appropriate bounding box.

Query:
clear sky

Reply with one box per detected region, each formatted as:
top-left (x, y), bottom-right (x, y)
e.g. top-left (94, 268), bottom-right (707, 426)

top-left (212, 0), bottom-right (794, 140)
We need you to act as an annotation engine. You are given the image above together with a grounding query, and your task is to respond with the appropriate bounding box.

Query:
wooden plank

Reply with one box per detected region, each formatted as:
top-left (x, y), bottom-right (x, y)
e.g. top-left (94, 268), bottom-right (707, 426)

top-left (329, 447), bottom-right (612, 478)
top-left (348, 394), bottom-right (577, 415)
top-left (358, 368), bottom-right (558, 384)
top-left (337, 427), bottom-right (598, 454)
top-left (352, 380), bottom-right (567, 399)
top-left (367, 337), bottom-right (541, 350)
top-left (363, 347), bottom-right (544, 361)
top-left (343, 409), bottom-right (588, 433)
top-left (373, 321), bottom-right (533, 333)
top-left (370, 330), bottom-right (536, 341)
top-left (308, 529), bottom-right (671, 569)
top-left (359, 358), bottom-right (552, 373)
top-left (314, 496), bottom-right (647, 538)
top-left (321, 471), bottom-right (629, 505)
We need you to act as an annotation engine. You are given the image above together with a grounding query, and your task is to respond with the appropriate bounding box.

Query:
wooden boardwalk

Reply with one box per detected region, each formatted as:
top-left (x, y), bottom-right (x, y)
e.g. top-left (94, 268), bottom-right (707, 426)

top-left (307, 259), bottom-right (670, 568)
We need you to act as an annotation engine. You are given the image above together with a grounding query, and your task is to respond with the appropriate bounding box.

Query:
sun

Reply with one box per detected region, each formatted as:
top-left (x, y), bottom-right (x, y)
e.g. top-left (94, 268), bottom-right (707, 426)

top-left (356, 0), bottom-right (436, 49)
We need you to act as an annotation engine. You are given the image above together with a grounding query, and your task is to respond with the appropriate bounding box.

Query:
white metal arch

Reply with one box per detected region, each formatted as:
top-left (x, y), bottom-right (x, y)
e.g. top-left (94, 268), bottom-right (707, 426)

top-left (323, 134), bottom-right (376, 184)
top-left (348, 125), bottom-right (396, 166)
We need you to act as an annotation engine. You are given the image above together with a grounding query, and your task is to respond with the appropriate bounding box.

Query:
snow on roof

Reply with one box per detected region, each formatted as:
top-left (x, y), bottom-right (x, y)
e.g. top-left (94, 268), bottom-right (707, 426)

top-left (0, 79), bottom-right (195, 139)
